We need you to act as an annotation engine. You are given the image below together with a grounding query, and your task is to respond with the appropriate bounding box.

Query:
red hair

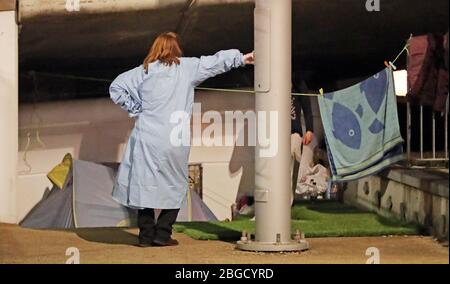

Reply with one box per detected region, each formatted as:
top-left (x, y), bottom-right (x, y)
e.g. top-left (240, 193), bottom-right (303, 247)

top-left (143, 32), bottom-right (183, 71)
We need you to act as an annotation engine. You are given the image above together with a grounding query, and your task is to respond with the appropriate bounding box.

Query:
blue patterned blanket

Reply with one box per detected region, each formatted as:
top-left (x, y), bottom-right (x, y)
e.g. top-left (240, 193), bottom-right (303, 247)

top-left (318, 68), bottom-right (405, 181)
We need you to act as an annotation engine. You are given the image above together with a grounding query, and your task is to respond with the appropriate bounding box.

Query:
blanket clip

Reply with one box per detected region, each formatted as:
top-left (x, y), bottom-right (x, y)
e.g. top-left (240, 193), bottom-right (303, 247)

top-left (384, 60), bottom-right (397, 70)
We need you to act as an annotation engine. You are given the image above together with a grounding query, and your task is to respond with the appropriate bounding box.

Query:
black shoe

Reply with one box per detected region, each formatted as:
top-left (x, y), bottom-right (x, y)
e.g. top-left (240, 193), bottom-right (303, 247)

top-left (135, 238), bottom-right (153, 248)
top-left (152, 238), bottom-right (179, 247)
top-left (135, 240), bottom-right (153, 248)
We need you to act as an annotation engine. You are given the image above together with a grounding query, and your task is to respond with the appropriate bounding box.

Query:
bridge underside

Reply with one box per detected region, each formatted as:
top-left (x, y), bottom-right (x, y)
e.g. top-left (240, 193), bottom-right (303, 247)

top-left (18, 0), bottom-right (449, 101)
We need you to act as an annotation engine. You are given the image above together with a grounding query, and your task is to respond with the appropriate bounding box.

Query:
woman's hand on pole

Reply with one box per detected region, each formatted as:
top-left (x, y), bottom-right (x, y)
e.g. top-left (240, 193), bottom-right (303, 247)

top-left (243, 51), bottom-right (255, 65)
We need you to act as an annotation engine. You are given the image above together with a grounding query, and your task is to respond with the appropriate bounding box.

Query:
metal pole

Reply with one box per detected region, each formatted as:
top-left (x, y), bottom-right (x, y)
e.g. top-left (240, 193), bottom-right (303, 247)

top-left (432, 111), bottom-right (436, 159)
top-left (405, 36), bottom-right (411, 164)
top-left (446, 96), bottom-right (449, 160)
top-left (407, 102), bottom-right (411, 162)
top-left (237, 0), bottom-right (308, 252)
top-left (420, 106), bottom-right (424, 160)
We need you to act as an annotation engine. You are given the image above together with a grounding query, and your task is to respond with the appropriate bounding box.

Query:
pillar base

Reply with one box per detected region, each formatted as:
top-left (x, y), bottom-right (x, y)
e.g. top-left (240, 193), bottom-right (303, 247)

top-left (236, 239), bottom-right (309, 252)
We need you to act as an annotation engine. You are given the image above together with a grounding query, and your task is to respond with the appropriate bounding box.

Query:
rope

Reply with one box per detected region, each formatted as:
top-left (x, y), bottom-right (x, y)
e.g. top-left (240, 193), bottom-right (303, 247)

top-left (31, 71), bottom-right (320, 97)
top-left (36, 129), bottom-right (46, 148)
top-left (33, 71), bottom-right (112, 83)
top-left (197, 86), bottom-right (319, 97)
top-left (391, 42), bottom-right (410, 65)
top-left (19, 132), bottom-right (32, 174)
top-left (28, 43), bottom-right (410, 99)
top-left (20, 72), bottom-right (48, 174)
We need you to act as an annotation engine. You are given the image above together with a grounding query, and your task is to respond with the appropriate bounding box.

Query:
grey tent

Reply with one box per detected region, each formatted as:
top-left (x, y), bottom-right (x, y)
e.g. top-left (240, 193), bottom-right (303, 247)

top-left (20, 160), bottom-right (217, 229)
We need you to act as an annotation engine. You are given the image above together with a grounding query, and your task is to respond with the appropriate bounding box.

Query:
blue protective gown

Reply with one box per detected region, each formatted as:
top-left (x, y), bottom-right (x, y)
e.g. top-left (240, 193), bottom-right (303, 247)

top-left (110, 50), bottom-right (245, 209)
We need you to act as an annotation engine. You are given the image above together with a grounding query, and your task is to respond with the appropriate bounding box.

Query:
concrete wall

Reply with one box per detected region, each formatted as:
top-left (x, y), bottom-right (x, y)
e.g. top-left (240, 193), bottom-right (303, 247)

top-left (0, 10), bottom-right (19, 223)
top-left (17, 90), bottom-right (256, 222)
top-left (344, 170), bottom-right (449, 241)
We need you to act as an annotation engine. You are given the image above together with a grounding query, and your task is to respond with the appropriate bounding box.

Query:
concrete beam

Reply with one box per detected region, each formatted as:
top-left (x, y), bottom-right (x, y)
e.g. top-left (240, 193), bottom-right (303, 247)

top-left (19, 0), bottom-right (254, 18)
top-left (0, 9), bottom-right (19, 223)
top-left (0, 0), bottom-right (16, 12)
top-left (19, 0), bottom-right (184, 17)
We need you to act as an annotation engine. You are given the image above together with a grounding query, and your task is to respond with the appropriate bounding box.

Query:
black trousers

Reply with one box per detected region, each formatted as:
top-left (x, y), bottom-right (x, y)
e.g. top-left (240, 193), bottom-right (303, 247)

top-left (137, 208), bottom-right (180, 243)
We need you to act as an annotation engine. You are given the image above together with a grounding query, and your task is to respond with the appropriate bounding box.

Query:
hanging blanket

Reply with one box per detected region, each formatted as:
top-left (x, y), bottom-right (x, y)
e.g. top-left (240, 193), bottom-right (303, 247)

top-left (318, 68), bottom-right (405, 181)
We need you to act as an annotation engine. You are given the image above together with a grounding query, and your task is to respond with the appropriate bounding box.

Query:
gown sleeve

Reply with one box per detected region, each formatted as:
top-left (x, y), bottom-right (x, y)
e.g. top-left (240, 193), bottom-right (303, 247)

top-left (192, 49), bottom-right (245, 86)
top-left (109, 66), bottom-right (144, 118)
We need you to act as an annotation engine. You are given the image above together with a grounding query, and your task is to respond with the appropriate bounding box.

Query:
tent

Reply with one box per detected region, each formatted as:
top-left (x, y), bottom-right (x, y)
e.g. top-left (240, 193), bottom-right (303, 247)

top-left (20, 159), bottom-right (217, 229)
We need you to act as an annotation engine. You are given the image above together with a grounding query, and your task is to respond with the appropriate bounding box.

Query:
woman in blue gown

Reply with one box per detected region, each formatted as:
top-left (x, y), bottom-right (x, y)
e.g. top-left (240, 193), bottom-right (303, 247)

top-left (110, 32), bottom-right (254, 246)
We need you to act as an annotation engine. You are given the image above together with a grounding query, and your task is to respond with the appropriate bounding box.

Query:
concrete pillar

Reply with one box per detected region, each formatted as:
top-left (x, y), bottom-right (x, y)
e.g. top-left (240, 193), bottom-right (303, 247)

top-left (237, 0), bottom-right (308, 251)
top-left (0, 2), bottom-right (18, 223)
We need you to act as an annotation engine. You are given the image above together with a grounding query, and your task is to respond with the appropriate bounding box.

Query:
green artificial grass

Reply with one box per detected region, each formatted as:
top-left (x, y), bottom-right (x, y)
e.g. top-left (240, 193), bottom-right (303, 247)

top-left (173, 200), bottom-right (421, 241)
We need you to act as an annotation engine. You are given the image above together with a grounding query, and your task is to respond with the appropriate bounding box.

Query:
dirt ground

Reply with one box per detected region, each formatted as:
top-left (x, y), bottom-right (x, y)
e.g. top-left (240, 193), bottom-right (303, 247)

top-left (0, 224), bottom-right (448, 264)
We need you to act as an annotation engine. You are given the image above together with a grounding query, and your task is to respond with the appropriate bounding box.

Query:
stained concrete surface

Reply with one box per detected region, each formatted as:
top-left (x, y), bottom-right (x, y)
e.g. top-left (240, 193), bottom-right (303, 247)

top-left (19, 0), bottom-right (449, 70)
top-left (0, 223), bottom-right (448, 264)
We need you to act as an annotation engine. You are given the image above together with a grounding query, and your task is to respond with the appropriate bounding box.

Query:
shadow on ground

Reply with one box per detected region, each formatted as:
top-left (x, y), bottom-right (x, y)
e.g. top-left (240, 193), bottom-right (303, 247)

top-left (73, 228), bottom-right (138, 245)
top-left (174, 222), bottom-right (243, 242)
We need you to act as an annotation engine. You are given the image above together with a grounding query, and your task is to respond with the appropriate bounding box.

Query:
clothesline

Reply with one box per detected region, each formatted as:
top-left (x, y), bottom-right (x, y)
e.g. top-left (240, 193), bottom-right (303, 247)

top-left (29, 71), bottom-right (318, 97)
top-left (27, 41), bottom-right (410, 98)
